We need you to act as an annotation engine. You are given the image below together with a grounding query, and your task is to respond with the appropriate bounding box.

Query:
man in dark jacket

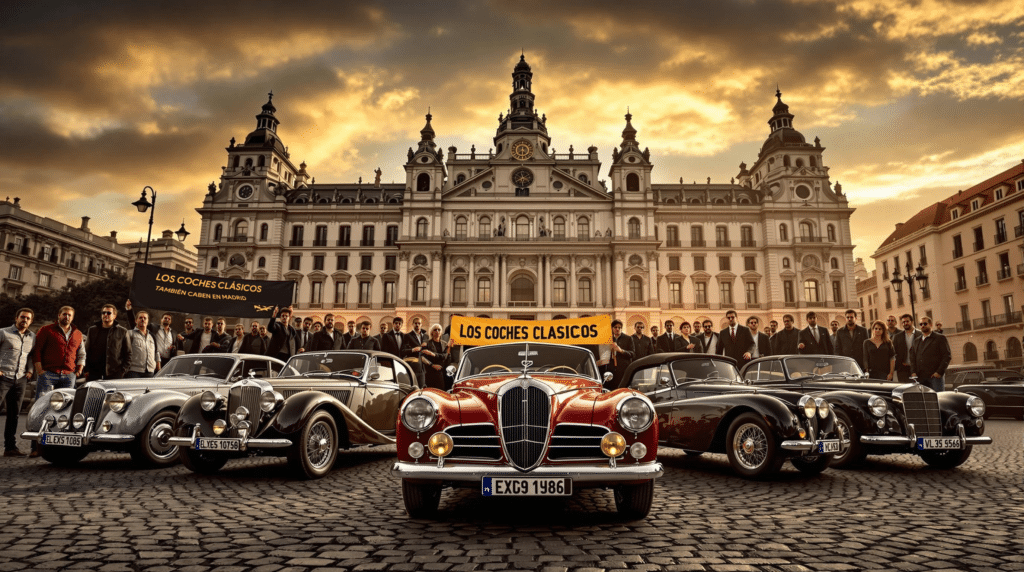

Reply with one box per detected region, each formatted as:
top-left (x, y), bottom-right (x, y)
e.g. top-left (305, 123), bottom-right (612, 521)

top-left (631, 321), bottom-right (654, 360)
top-left (608, 319), bottom-right (635, 389)
top-left (85, 304), bottom-right (131, 381)
top-left (798, 311), bottom-right (833, 355)
top-left (266, 307), bottom-right (298, 361)
top-left (771, 314), bottom-right (799, 354)
top-left (648, 325), bottom-right (661, 354)
top-left (402, 317), bottom-right (428, 388)
top-left (309, 314), bottom-right (346, 351)
top-left (891, 313), bottom-right (921, 384)
top-left (716, 310), bottom-right (755, 364)
top-left (657, 320), bottom-right (682, 353)
top-left (747, 316), bottom-right (772, 358)
top-left (910, 316), bottom-right (951, 391)
top-left (834, 309), bottom-right (869, 364)
top-left (179, 317), bottom-right (230, 354)
top-left (347, 321), bottom-right (381, 351)
top-left (380, 317), bottom-right (404, 356)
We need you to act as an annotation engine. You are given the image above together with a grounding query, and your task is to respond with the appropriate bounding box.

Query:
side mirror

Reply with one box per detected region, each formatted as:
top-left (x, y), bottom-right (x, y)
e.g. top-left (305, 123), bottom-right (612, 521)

top-left (368, 366), bottom-right (380, 381)
top-left (603, 371), bottom-right (614, 383)
top-left (445, 365), bottom-right (456, 377)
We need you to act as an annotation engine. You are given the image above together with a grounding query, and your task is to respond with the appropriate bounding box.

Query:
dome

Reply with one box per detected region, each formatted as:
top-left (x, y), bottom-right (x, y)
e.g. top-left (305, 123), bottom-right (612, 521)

top-left (514, 54), bottom-right (531, 72)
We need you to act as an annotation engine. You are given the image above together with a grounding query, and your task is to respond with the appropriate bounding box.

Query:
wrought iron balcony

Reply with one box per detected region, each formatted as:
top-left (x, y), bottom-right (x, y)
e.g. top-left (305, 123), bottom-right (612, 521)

top-left (954, 279), bottom-right (968, 292)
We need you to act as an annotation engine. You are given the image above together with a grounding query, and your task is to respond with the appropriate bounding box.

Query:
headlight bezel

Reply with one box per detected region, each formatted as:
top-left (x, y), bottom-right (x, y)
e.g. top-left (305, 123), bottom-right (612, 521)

top-left (107, 392), bottom-right (131, 413)
top-left (601, 432), bottom-right (627, 457)
top-left (401, 396), bottom-right (438, 433)
top-left (200, 391), bottom-right (223, 412)
top-left (815, 397), bottom-right (830, 419)
top-left (49, 392), bottom-right (71, 411)
top-left (867, 395), bottom-right (888, 417)
top-left (616, 396), bottom-right (655, 433)
top-left (799, 395), bottom-right (817, 419)
top-left (966, 396), bottom-right (985, 418)
top-left (259, 390), bottom-right (281, 413)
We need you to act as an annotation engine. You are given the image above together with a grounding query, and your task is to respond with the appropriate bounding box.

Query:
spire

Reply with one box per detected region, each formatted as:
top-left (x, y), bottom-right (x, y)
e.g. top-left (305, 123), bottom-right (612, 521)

top-left (620, 110), bottom-right (639, 147)
top-left (419, 109), bottom-right (435, 142)
top-left (768, 87), bottom-right (794, 133)
top-left (254, 91), bottom-right (280, 133)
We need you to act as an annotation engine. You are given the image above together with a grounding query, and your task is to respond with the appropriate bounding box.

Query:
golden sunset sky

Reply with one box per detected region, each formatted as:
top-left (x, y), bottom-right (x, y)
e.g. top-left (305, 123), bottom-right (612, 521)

top-left (2, 1), bottom-right (1022, 268)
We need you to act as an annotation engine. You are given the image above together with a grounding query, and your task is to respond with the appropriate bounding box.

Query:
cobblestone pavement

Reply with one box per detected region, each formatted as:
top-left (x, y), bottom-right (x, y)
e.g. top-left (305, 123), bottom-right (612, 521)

top-left (1, 415), bottom-right (1021, 572)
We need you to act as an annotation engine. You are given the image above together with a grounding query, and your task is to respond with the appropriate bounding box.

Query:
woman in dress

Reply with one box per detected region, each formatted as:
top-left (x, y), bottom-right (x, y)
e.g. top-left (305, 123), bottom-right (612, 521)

top-left (862, 320), bottom-right (895, 380)
top-left (423, 324), bottom-right (452, 391)
top-left (677, 321), bottom-right (697, 353)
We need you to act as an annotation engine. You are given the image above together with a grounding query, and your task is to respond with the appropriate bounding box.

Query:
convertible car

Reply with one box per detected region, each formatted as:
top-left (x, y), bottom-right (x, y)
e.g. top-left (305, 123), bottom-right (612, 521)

top-left (22, 354), bottom-right (285, 467)
top-left (169, 350), bottom-right (413, 479)
top-left (739, 355), bottom-right (992, 468)
top-left (619, 353), bottom-right (842, 479)
top-left (391, 342), bottom-right (663, 519)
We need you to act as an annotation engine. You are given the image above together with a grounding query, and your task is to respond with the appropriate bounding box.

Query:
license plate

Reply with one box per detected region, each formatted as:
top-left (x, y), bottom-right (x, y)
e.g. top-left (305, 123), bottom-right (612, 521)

top-left (817, 440), bottom-right (841, 453)
top-left (41, 433), bottom-right (83, 447)
top-left (481, 477), bottom-right (572, 497)
top-left (196, 438), bottom-right (241, 451)
top-left (917, 437), bottom-right (961, 450)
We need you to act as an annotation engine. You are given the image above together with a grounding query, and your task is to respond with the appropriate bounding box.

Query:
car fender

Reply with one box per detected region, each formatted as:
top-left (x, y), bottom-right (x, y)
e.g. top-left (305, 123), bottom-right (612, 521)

top-left (173, 392), bottom-right (222, 437)
top-left (937, 391), bottom-right (983, 435)
top-left (667, 393), bottom-right (799, 453)
top-left (26, 387), bottom-right (75, 431)
top-left (814, 390), bottom-right (878, 431)
top-left (270, 390), bottom-right (394, 446)
top-left (101, 390), bottom-right (187, 436)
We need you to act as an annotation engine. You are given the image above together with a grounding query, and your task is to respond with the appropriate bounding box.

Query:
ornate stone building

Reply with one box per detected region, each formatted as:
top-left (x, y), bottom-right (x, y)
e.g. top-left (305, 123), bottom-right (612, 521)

top-left (195, 56), bottom-right (857, 329)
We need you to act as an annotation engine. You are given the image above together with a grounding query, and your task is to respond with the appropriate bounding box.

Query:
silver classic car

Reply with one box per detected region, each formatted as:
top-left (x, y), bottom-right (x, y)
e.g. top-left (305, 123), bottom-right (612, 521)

top-left (169, 350), bottom-right (415, 479)
top-left (22, 354), bottom-right (285, 467)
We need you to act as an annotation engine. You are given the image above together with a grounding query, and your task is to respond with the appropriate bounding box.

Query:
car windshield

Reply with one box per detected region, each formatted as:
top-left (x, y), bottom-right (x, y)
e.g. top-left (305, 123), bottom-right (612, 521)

top-left (283, 352), bottom-right (368, 377)
top-left (457, 344), bottom-right (599, 380)
top-left (159, 356), bottom-right (235, 379)
top-left (671, 359), bottom-right (741, 383)
top-left (784, 356), bottom-right (864, 379)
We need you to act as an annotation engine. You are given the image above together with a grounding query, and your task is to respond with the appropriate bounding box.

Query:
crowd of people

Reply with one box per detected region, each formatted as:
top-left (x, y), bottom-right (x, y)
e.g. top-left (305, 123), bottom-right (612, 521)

top-left (0, 302), bottom-right (951, 459)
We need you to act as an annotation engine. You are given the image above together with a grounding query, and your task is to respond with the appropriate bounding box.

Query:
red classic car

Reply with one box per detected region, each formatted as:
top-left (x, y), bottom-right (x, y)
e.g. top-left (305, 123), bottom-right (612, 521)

top-left (392, 342), bottom-right (663, 519)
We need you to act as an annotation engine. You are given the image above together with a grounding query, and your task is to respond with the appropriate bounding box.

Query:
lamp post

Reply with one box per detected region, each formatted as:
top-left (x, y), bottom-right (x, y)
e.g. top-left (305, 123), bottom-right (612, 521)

top-left (890, 262), bottom-right (929, 325)
top-left (131, 186), bottom-right (156, 265)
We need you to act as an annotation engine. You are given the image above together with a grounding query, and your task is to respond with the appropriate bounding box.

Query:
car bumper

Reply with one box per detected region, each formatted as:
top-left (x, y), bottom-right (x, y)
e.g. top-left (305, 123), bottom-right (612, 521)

top-left (167, 426), bottom-right (292, 451)
top-left (860, 423), bottom-right (992, 449)
top-left (22, 418), bottom-right (135, 445)
top-left (391, 461), bottom-right (664, 483)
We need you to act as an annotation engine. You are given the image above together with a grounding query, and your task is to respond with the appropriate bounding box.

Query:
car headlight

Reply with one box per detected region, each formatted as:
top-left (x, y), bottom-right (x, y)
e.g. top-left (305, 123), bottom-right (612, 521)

top-left (815, 398), bottom-right (829, 419)
top-left (200, 391), bottom-right (223, 412)
top-left (229, 406), bottom-right (249, 426)
top-left (401, 397), bottom-right (437, 432)
top-left (601, 432), bottom-right (626, 457)
top-left (427, 433), bottom-right (454, 457)
top-left (259, 390), bottom-right (280, 413)
top-left (966, 396), bottom-right (985, 418)
top-left (867, 395), bottom-right (887, 417)
top-left (799, 395), bottom-right (817, 419)
top-left (617, 397), bottom-right (654, 432)
top-left (56, 415), bottom-right (69, 430)
top-left (212, 419), bottom-right (227, 435)
top-left (49, 392), bottom-right (71, 411)
top-left (72, 413), bottom-right (85, 429)
top-left (107, 392), bottom-right (130, 413)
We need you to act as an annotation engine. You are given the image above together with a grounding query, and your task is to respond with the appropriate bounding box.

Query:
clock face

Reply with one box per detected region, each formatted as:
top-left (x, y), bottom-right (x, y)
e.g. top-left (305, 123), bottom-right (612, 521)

top-left (237, 185), bottom-right (254, 199)
top-left (511, 168), bottom-right (534, 187)
top-left (511, 140), bottom-right (533, 161)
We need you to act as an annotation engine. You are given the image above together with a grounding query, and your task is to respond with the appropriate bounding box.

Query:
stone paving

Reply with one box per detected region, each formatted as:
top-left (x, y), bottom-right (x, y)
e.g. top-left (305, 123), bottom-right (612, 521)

top-left (1, 416), bottom-right (1021, 571)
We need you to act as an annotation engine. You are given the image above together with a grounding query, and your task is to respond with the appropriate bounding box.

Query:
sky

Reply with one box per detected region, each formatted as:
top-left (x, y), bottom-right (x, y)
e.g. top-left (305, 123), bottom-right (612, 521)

top-left (1, 0), bottom-right (1022, 269)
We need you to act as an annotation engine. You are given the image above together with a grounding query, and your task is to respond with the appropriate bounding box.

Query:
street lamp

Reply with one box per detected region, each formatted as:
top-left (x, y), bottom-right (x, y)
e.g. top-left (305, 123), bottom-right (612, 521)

top-left (175, 220), bottom-right (190, 242)
top-left (131, 186), bottom-right (156, 265)
top-left (890, 262), bottom-right (929, 326)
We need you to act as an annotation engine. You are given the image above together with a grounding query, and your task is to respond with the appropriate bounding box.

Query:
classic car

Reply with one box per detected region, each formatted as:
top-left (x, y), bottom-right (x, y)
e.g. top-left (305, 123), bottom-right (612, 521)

top-left (21, 354), bottom-right (286, 467)
top-left (168, 350), bottom-right (413, 479)
top-left (953, 370), bottom-right (1024, 420)
top-left (618, 353), bottom-right (842, 479)
top-left (739, 355), bottom-right (993, 469)
top-left (391, 342), bottom-right (663, 519)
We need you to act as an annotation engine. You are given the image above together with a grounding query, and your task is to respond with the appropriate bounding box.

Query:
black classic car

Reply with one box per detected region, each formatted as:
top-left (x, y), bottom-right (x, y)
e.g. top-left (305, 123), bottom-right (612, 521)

top-left (952, 370), bottom-right (1024, 420)
top-left (169, 350), bottom-right (414, 479)
top-left (22, 354), bottom-right (285, 467)
top-left (739, 355), bottom-right (993, 468)
top-left (618, 353), bottom-right (843, 479)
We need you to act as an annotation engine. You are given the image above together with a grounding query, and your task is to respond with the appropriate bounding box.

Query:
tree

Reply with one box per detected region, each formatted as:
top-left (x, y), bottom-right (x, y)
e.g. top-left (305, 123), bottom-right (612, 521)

top-left (0, 270), bottom-right (131, 329)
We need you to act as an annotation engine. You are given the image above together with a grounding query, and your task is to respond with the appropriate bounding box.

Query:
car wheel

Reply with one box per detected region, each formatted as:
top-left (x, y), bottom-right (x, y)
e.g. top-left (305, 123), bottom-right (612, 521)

top-left (614, 480), bottom-right (654, 520)
top-left (39, 446), bottom-right (88, 466)
top-left (829, 408), bottom-right (866, 470)
top-left (288, 410), bottom-right (338, 480)
top-left (725, 412), bottom-right (783, 479)
top-left (790, 453), bottom-right (831, 475)
top-left (129, 410), bottom-right (179, 468)
top-left (402, 479), bottom-right (441, 518)
top-left (920, 445), bottom-right (973, 469)
top-left (179, 447), bottom-right (228, 474)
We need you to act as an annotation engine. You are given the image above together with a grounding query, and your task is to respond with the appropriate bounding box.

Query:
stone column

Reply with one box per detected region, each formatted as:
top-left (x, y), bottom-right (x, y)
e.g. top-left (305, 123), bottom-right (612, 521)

top-left (430, 251), bottom-right (442, 306)
top-left (647, 252), bottom-right (658, 307)
top-left (614, 252), bottom-right (626, 307)
top-left (398, 251), bottom-right (410, 306)
top-left (569, 255), bottom-right (577, 307)
top-left (540, 255), bottom-right (547, 308)
top-left (468, 255), bottom-right (476, 308)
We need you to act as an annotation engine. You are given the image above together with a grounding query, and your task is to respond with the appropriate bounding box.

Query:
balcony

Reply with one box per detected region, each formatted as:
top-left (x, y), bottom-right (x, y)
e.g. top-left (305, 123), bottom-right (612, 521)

top-left (289, 239), bottom-right (304, 247)
top-left (312, 239), bottom-right (328, 247)
top-left (746, 302), bottom-right (762, 309)
top-left (552, 301), bottom-right (570, 307)
top-left (360, 239), bottom-right (375, 247)
top-left (972, 312), bottom-right (1023, 330)
top-left (691, 239), bottom-right (707, 247)
top-left (997, 266), bottom-right (1013, 281)
top-left (975, 274), bottom-right (989, 286)
top-left (994, 232), bottom-right (1007, 245)
top-left (1018, 263), bottom-right (1024, 276)
top-left (716, 239), bottom-right (731, 247)
top-left (740, 240), bottom-right (757, 247)
top-left (984, 351), bottom-right (1000, 361)
top-left (955, 321), bottom-right (971, 332)
top-left (336, 239), bottom-right (351, 247)
top-left (973, 241), bottom-right (984, 252)
top-left (695, 302), bottom-right (710, 309)
top-left (798, 236), bottom-right (824, 243)
top-left (508, 301), bottom-right (537, 307)
top-left (783, 301), bottom-right (798, 308)
top-left (952, 248), bottom-right (963, 259)
top-left (666, 240), bottom-right (682, 247)
top-left (954, 279), bottom-right (968, 292)
top-left (224, 235), bottom-right (250, 243)
top-left (1015, 224), bottom-right (1023, 238)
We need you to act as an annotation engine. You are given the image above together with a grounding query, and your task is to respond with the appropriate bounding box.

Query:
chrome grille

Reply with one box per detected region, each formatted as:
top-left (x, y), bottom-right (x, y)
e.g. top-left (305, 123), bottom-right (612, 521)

top-left (71, 386), bottom-right (106, 421)
top-left (547, 424), bottom-right (608, 460)
top-left (227, 385), bottom-right (262, 437)
top-left (445, 423), bottom-right (501, 460)
top-left (902, 387), bottom-right (942, 436)
top-left (499, 384), bottom-right (551, 470)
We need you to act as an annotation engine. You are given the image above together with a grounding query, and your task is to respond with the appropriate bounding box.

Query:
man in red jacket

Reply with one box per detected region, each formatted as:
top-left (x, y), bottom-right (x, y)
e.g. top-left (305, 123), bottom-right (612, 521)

top-left (30, 306), bottom-right (85, 457)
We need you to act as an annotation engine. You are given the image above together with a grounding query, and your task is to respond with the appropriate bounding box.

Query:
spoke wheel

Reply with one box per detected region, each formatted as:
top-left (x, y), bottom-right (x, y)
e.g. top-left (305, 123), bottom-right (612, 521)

top-left (402, 479), bottom-right (442, 518)
top-left (726, 412), bottom-right (783, 479)
top-left (288, 410), bottom-right (338, 479)
top-left (829, 408), bottom-right (866, 469)
top-left (130, 410), bottom-right (179, 468)
top-left (614, 480), bottom-right (654, 520)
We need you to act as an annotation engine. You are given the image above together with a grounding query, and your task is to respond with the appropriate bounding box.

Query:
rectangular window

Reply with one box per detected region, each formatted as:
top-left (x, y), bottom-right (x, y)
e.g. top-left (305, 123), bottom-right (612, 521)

top-left (312, 255), bottom-right (324, 271)
top-left (359, 281), bottom-right (372, 305)
top-left (39, 273), bottom-right (51, 288)
top-left (452, 278), bottom-right (467, 303)
top-left (670, 282), bottom-right (682, 304)
top-left (338, 226), bottom-right (351, 247)
top-left (995, 188), bottom-right (1004, 200)
top-left (719, 282), bottom-right (732, 305)
top-left (976, 259), bottom-right (988, 285)
top-left (576, 279), bottom-right (589, 304)
top-left (314, 225), bottom-right (328, 247)
top-left (310, 282), bottom-right (323, 305)
top-left (831, 281), bottom-right (842, 304)
top-left (960, 304), bottom-right (970, 328)
top-left (668, 256), bottom-right (680, 271)
top-left (952, 234), bottom-right (963, 258)
top-left (745, 282), bottom-right (758, 304)
top-left (719, 256), bottom-right (730, 272)
top-left (694, 282), bottom-right (707, 305)
top-left (995, 218), bottom-right (1007, 244)
top-left (715, 226), bottom-right (729, 247)
top-left (919, 245), bottom-right (928, 266)
top-left (1016, 179), bottom-right (1024, 191)
top-left (335, 280), bottom-right (347, 305)
top-left (290, 225), bottom-right (304, 247)
top-left (973, 227), bottom-right (984, 251)
top-left (694, 256), bottom-right (705, 271)
top-left (667, 226), bottom-right (679, 247)
top-left (981, 299), bottom-right (991, 319)
top-left (955, 266), bottom-right (966, 290)
top-left (882, 261), bottom-right (889, 280)
top-left (385, 255), bottom-right (397, 271)
top-left (691, 226), bottom-right (705, 247)
top-left (1003, 294), bottom-right (1015, 316)
top-left (553, 279), bottom-right (567, 303)
top-left (361, 255), bottom-right (373, 271)
top-left (385, 226), bottom-right (398, 246)
top-left (744, 256), bottom-right (755, 271)
top-left (8, 266), bottom-right (21, 281)
top-left (384, 281), bottom-right (396, 306)
top-left (783, 281), bottom-right (794, 304)
top-left (455, 218), bottom-right (467, 239)
top-left (288, 255), bottom-right (301, 271)
top-left (336, 255), bottom-right (348, 271)
top-left (361, 225), bottom-right (375, 247)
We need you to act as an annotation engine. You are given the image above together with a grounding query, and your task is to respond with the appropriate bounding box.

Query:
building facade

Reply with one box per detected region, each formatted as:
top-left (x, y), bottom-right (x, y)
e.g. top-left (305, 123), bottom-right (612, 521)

top-left (869, 161), bottom-right (1024, 369)
top-left (195, 57), bottom-right (858, 330)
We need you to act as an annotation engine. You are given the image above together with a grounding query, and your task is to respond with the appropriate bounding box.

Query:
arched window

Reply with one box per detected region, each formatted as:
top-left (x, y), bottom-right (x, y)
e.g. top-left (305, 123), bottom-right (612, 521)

top-left (799, 221), bottom-right (814, 240)
top-left (416, 173), bottom-right (430, 192)
top-left (985, 340), bottom-right (998, 360)
top-left (803, 280), bottom-right (819, 303)
top-left (232, 156), bottom-right (240, 169)
top-left (810, 156), bottom-right (817, 167)
top-left (516, 216), bottom-right (530, 240)
top-left (416, 218), bottom-right (429, 238)
top-left (830, 257), bottom-right (839, 269)
top-left (1006, 337), bottom-right (1022, 359)
top-left (629, 277), bottom-right (643, 303)
top-left (210, 256), bottom-right (219, 269)
top-left (626, 173), bottom-right (640, 192)
top-left (796, 158), bottom-right (804, 168)
top-left (233, 220), bottom-right (248, 239)
top-left (553, 216), bottom-right (565, 239)
top-left (628, 217), bottom-right (641, 239)
top-left (455, 216), bottom-right (467, 239)
top-left (259, 223), bottom-right (269, 241)
top-left (963, 342), bottom-right (978, 362)
top-left (452, 277), bottom-right (467, 303)
top-left (213, 224), bottom-right (223, 241)
top-left (782, 257), bottom-right (791, 269)
top-left (783, 155), bottom-right (791, 167)
top-left (553, 277), bottom-right (567, 303)
top-left (291, 225), bottom-right (304, 246)
top-left (827, 224), bottom-right (836, 242)
top-left (578, 278), bottom-right (592, 303)
top-left (413, 254), bottom-right (428, 266)
top-left (257, 155), bottom-right (265, 168)
top-left (578, 173), bottom-right (588, 184)
top-left (257, 256), bottom-right (266, 268)
top-left (456, 173), bottom-right (466, 184)
top-left (577, 217), bottom-right (590, 239)
top-left (779, 224), bottom-right (788, 241)
top-left (413, 277), bottom-right (427, 302)
top-left (479, 216), bottom-right (491, 238)
top-left (510, 276), bottom-right (535, 302)
top-left (477, 277), bottom-right (492, 304)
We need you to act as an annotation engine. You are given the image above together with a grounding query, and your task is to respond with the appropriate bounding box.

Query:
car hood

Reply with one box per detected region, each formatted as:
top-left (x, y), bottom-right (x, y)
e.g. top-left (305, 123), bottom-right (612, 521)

top-left (446, 374), bottom-right (610, 426)
top-left (798, 379), bottom-right (906, 395)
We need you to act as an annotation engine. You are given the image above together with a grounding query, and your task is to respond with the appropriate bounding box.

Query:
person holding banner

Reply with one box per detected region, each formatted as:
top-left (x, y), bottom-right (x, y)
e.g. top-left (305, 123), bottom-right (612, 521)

top-left (347, 321), bottom-right (380, 351)
top-left (608, 319), bottom-right (635, 389)
top-left (266, 307), bottom-right (299, 362)
top-left (423, 324), bottom-right (452, 391)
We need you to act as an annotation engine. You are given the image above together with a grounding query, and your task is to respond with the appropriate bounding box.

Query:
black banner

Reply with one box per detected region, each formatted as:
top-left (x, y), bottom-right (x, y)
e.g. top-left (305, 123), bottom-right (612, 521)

top-left (129, 263), bottom-right (294, 318)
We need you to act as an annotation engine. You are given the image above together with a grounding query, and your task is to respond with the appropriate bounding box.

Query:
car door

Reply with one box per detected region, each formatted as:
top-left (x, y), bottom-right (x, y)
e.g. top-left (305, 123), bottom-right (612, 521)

top-left (628, 364), bottom-right (682, 445)
top-left (357, 357), bottom-right (404, 433)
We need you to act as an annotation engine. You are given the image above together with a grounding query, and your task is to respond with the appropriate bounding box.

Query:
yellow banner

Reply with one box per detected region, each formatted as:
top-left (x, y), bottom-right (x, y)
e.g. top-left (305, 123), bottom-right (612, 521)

top-left (450, 315), bottom-right (612, 346)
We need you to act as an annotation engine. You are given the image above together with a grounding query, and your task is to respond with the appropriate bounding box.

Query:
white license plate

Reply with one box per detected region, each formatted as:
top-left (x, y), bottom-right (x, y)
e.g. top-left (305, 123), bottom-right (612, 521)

top-left (817, 440), bottom-right (841, 453)
top-left (41, 433), bottom-right (83, 447)
top-left (481, 477), bottom-right (572, 497)
top-left (196, 438), bottom-right (241, 451)
top-left (917, 437), bottom-right (961, 450)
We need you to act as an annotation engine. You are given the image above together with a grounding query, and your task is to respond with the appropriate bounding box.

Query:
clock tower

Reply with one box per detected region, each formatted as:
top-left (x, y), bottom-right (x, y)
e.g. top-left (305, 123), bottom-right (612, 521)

top-left (493, 55), bottom-right (551, 160)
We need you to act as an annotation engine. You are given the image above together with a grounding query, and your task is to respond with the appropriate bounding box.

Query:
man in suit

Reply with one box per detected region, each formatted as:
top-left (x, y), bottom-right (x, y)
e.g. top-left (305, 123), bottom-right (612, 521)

top-left (608, 319), bottom-right (635, 389)
top-left (342, 321), bottom-right (357, 348)
top-left (771, 314), bottom-right (799, 354)
top-left (657, 320), bottom-right (680, 353)
top-left (402, 317), bottom-right (428, 389)
top-left (310, 314), bottom-right (347, 351)
top-left (746, 316), bottom-right (772, 359)
top-left (829, 320), bottom-right (840, 351)
top-left (648, 325), bottom-right (660, 354)
top-left (347, 321), bottom-right (381, 351)
top-left (380, 317), bottom-right (404, 356)
top-left (631, 321), bottom-right (654, 360)
top-left (910, 316), bottom-right (951, 391)
top-left (266, 306), bottom-right (298, 362)
top-left (295, 317), bottom-right (313, 353)
top-left (716, 310), bottom-right (755, 363)
top-left (835, 309), bottom-right (869, 364)
top-left (891, 313), bottom-right (921, 384)
top-left (179, 317), bottom-right (227, 355)
top-left (697, 320), bottom-right (719, 354)
top-left (797, 311), bottom-right (833, 355)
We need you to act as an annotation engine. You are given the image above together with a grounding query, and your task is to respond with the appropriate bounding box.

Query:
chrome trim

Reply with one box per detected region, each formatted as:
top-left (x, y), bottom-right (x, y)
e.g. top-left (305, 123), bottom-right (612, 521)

top-left (780, 439), bottom-right (815, 452)
top-left (497, 377), bottom-right (553, 472)
top-left (391, 460), bottom-right (663, 482)
top-left (859, 434), bottom-right (993, 446)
